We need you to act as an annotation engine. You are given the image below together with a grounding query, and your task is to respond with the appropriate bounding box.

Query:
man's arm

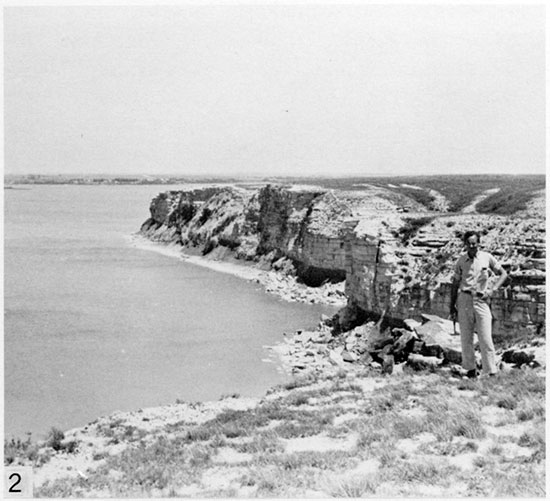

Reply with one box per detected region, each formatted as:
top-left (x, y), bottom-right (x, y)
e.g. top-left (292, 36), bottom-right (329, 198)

top-left (483, 255), bottom-right (508, 299)
top-left (450, 258), bottom-right (461, 320)
top-left (484, 267), bottom-right (508, 299)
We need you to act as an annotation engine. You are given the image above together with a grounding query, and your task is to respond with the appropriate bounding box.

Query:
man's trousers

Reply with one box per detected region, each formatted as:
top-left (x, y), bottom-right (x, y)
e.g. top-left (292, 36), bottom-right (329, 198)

top-left (457, 291), bottom-right (497, 374)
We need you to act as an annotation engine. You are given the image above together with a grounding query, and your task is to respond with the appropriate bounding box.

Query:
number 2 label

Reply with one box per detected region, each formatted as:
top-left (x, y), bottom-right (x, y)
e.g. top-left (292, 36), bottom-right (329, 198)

top-left (4, 467), bottom-right (33, 498)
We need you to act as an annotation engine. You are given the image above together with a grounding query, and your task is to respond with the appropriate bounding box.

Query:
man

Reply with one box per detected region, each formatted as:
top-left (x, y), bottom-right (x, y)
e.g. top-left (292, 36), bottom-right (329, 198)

top-left (450, 230), bottom-right (508, 378)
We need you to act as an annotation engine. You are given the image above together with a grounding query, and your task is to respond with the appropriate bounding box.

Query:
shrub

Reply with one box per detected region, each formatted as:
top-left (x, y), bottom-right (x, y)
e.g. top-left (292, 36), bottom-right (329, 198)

top-left (198, 207), bottom-right (212, 225)
top-left (202, 237), bottom-right (217, 255)
top-left (395, 217), bottom-right (435, 244)
top-left (218, 236), bottom-right (241, 250)
top-left (327, 474), bottom-right (379, 497)
top-left (188, 445), bottom-right (211, 467)
top-left (476, 187), bottom-right (538, 215)
top-left (496, 395), bottom-right (518, 410)
top-left (169, 202), bottom-right (196, 224)
top-left (46, 428), bottom-right (65, 451)
top-left (4, 435), bottom-right (39, 465)
top-left (285, 393), bottom-right (310, 406)
top-left (280, 374), bottom-right (317, 391)
top-left (516, 400), bottom-right (545, 421)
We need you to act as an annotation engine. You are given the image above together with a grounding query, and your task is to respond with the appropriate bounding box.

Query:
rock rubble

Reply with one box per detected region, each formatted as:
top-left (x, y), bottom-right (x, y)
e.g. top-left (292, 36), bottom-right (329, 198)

top-left (273, 312), bottom-right (545, 378)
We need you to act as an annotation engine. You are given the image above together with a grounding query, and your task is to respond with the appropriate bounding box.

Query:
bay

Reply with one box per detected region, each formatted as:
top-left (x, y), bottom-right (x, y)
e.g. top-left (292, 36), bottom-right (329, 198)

top-left (4, 185), bottom-right (335, 439)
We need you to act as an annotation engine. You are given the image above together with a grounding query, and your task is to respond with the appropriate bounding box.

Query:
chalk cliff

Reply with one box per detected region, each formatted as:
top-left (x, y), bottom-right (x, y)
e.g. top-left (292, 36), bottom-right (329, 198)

top-left (140, 184), bottom-right (545, 342)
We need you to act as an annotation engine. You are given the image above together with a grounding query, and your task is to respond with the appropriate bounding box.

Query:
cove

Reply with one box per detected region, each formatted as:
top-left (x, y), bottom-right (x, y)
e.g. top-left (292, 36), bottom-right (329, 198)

top-left (4, 185), bottom-right (337, 439)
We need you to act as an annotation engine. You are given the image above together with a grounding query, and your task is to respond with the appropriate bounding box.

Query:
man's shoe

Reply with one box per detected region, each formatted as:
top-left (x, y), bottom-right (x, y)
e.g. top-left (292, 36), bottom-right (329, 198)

top-left (466, 369), bottom-right (478, 379)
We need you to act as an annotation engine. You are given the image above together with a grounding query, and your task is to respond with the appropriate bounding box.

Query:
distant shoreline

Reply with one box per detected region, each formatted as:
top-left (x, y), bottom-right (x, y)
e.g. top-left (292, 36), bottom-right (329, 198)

top-left (128, 234), bottom-right (346, 308)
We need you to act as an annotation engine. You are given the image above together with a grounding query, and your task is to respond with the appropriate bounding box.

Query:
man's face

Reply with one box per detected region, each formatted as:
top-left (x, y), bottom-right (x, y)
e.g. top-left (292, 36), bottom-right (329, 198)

top-left (465, 235), bottom-right (479, 256)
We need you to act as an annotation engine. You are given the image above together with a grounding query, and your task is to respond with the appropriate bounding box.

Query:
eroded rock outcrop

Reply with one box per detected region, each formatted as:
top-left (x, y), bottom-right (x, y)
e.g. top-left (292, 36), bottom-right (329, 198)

top-left (343, 213), bottom-right (545, 342)
top-left (140, 184), bottom-right (545, 342)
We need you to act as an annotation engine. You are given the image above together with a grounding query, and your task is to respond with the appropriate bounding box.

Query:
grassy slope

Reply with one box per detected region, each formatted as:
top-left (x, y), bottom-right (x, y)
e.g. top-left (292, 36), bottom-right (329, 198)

top-left (16, 367), bottom-right (546, 498)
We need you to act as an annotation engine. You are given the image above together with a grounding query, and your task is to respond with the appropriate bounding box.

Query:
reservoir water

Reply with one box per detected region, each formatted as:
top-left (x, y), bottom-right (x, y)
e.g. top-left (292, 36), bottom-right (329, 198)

top-left (4, 185), bottom-right (336, 439)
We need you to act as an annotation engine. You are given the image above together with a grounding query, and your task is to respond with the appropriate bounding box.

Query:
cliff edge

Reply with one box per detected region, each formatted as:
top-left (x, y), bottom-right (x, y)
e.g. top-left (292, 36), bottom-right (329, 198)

top-left (140, 183), bottom-right (545, 344)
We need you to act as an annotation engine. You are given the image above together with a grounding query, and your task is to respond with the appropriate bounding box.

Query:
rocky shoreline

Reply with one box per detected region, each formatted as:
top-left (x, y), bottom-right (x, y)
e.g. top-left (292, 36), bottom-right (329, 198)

top-left (130, 234), bottom-right (346, 307)
top-left (129, 235), bottom-right (545, 382)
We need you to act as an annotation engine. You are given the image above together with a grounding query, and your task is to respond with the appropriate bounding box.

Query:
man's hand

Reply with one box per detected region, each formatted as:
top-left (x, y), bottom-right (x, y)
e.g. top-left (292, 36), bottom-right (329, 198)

top-left (450, 304), bottom-right (458, 321)
top-left (480, 288), bottom-right (493, 301)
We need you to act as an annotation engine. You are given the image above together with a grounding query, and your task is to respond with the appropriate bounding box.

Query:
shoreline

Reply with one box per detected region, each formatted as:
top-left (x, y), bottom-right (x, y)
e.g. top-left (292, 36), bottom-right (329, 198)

top-left (7, 235), bottom-right (342, 441)
top-left (128, 234), bottom-right (347, 308)
top-left (127, 234), bottom-right (265, 282)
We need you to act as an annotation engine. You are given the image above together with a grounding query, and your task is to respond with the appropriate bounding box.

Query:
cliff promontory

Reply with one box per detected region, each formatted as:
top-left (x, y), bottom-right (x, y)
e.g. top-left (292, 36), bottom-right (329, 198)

top-left (140, 183), bottom-right (545, 342)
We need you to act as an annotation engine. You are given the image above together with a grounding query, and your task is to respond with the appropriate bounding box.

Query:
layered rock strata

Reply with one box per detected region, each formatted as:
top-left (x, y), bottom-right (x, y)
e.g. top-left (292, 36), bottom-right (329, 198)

top-left (345, 213), bottom-right (545, 343)
top-left (140, 184), bottom-right (545, 342)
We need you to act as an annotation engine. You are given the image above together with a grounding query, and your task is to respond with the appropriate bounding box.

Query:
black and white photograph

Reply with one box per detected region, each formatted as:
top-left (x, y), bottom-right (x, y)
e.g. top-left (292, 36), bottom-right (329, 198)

top-left (3, 1), bottom-right (546, 497)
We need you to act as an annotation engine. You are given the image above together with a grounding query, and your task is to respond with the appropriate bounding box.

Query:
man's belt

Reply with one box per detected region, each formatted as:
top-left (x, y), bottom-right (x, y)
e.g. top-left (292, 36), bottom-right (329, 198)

top-left (461, 289), bottom-right (484, 298)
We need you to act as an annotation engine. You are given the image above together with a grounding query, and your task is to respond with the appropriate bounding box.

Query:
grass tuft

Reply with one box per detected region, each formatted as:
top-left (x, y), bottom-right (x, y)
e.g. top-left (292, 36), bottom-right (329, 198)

top-left (327, 474), bottom-right (379, 497)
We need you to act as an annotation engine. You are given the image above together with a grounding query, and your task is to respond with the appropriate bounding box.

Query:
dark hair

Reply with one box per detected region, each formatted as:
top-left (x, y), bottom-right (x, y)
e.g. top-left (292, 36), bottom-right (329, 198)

top-left (463, 230), bottom-right (481, 243)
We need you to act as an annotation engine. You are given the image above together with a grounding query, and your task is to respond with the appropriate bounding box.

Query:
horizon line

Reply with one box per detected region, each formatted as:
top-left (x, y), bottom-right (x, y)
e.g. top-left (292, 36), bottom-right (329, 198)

top-left (4, 172), bottom-right (546, 179)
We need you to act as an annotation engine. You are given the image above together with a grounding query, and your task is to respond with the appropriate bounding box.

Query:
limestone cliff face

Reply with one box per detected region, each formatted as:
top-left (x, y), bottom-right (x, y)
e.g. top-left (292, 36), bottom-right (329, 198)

top-left (344, 213), bottom-right (545, 342)
top-left (140, 184), bottom-right (364, 284)
top-left (256, 187), bottom-right (354, 284)
top-left (140, 184), bottom-right (545, 341)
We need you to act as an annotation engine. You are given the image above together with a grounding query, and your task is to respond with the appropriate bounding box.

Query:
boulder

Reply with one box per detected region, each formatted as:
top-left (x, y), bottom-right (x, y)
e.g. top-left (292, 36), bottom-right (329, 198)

top-left (352, 322), bottom-right (375, 339)
top-left (354, 341), bottom-right (370, 354)
top-left (380, 344), bottom-right (393, 356)
top-left (329, 350), bottom-right (346, 368)
top-left (295, 331), bottom-right (317, 343)
top-left (357, 352), bottom-right (373, 365)
top-left (392, 329), bottom-right (417, 362)
top-left (342, 350), bottom-right (358, 363)
top-left (370, 335), bottom-right (394, 352)
top-left (501, 349), bottom-right (535, 367)
top-left (412, 340), bottom-right (425, 354)
top-left (404, 318), bottom-right (422, 331)
top-left (407, 354), bottom-right (443, 371)
top-left (381, 354), bottom-right (395, 375)
top-left (312, 331), bottom-right (332, 343)
top-left (337, 305), bottom-right (360, 331)
top-left (416, 320), bottom-right (462, 363)
top-left (320, 314), bottom-right (333, 325)
top-left (417, 316), bottom-right (458, 337)
top-left (316, 345), bottom-right (330, 356)
top-left (392, 362), bottom-right (406, 375)
top-left (444, 348), bottom-right (462, 365)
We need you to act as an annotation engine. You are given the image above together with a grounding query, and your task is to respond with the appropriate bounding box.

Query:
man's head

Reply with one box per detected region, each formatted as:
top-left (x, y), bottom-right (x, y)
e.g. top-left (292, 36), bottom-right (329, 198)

top-left (463, 230), bottom-right (481, 257)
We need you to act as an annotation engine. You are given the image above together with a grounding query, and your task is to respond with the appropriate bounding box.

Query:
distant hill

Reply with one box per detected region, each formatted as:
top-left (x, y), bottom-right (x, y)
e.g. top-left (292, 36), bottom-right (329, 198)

top-left (263, 175), bottom-right (545, 216)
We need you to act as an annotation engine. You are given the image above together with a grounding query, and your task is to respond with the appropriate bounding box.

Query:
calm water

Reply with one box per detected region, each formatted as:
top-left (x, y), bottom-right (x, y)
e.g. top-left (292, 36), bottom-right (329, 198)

top-left (4, 185), bottom-right (335, 439)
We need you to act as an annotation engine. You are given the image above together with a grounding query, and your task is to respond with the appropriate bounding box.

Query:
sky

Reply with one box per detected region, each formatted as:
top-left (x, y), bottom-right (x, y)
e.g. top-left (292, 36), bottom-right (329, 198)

top-left (3, 3), bottom-right (546, 177)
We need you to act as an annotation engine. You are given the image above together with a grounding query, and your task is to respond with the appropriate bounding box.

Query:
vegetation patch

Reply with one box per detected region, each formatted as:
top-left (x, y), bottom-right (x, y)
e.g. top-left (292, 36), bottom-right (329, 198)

top-left (395, 216), bottom-right (435, 243)
top-left (4, 435), bottom-right (41, 466)
top-left (284, 174), bottom-right (544, 213)
top-left (476, 183), bottom-right (542, 214)
top-left (24, 368), bottom-right (545, 498)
